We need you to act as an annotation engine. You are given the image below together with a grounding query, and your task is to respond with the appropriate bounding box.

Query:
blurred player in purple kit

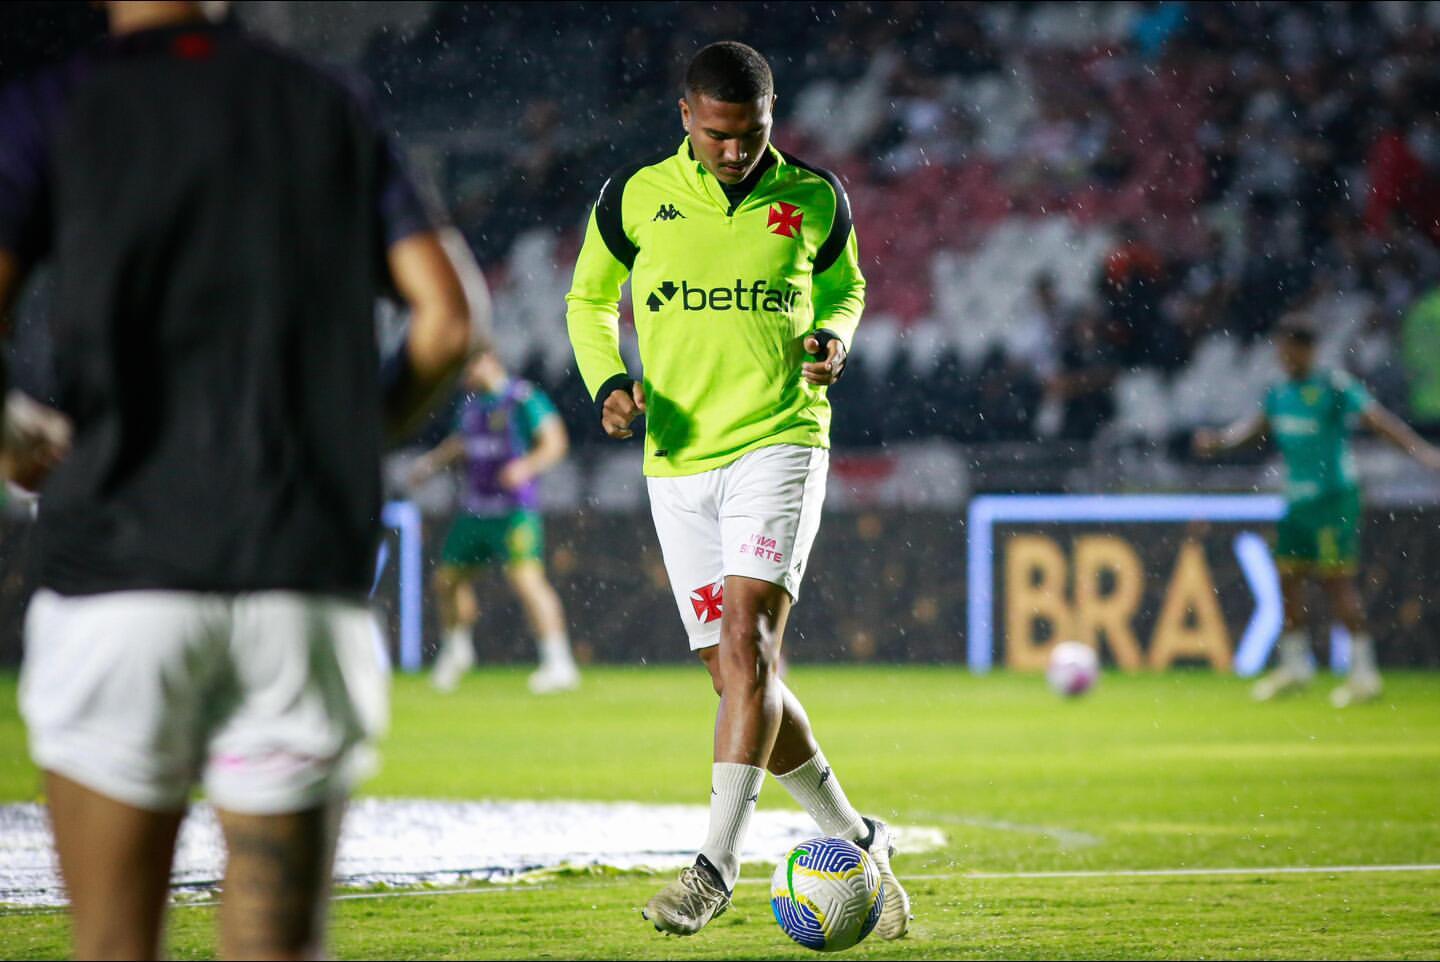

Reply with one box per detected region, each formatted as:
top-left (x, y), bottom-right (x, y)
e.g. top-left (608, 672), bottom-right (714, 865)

top-left (410, 347), bottom-right (579, 693)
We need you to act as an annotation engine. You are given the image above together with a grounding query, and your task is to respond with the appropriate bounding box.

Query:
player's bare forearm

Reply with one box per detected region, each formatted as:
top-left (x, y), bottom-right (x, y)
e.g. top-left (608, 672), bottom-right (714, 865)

top-left (1195, 413), bottom-right (1267, 457)
top-left (499, 418), bottom-right (569, 491)
top-left (526, 417), bottom-right (569, 474)
top-left (1, 250), bottom-right (29, 456)
top-left (411, 435), bottom-right (464, 486)
top-left (1364, 404), bottom-right (1440, 471)
top-left (1220, 414), bottom-right (1267, 449)
top-left (0, 250), bottom-right (24, 328)
top-left (436, 227), bottom-right (491, 350)
top-left (432, 435), bottom-right (465, 466)
top-left (384, 232), bottom-right (472, 438)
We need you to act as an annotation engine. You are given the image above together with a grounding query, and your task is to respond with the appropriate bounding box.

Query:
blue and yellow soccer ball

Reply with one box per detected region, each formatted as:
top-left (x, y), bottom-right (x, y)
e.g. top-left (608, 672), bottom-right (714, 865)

top-left (770, 836), bottom-right (884, 952)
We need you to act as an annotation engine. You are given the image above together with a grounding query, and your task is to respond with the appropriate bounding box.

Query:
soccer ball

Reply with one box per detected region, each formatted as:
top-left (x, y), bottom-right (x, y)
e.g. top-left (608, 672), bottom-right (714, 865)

top-left (1047, 641), bottom-right (1099, 697)
top-left (770, 836), bottom-right (883, 952)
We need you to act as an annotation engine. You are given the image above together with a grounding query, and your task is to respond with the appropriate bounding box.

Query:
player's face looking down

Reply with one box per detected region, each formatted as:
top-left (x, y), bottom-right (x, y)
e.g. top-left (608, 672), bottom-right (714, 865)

top-left (679, 93), bottom-right (775, 185)
top-left (1277, 333), bottom-right (1316, 380)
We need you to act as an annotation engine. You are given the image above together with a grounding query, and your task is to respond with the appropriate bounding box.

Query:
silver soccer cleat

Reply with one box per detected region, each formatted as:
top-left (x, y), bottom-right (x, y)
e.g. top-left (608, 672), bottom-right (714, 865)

top-left (861, 817), bottom-right (912, 940)
top-left (1251, 664), bottom-right (1313, 702)
top-left (642, 859), bottom-right (731, 936)
top-left (1330, 671), bottom-right (1382, 708)
top-left (527, 660), bottom-right (581, 695)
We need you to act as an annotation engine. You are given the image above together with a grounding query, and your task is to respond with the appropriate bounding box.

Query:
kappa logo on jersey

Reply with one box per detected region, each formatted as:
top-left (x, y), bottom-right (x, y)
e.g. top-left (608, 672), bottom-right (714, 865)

top-left (646, 278), bottom-right (802, 313)
top-left (653, 203), bottom-right (686, 222)
top-left (690, 581), bottom-right (724, 624)
top-left (767, 201), bottom-right (804, 238)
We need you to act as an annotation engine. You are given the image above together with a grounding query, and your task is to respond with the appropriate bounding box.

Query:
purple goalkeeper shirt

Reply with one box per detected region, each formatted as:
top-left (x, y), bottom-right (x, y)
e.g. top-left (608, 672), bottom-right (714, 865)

top-left (454, 379), bottom-right (554, 516)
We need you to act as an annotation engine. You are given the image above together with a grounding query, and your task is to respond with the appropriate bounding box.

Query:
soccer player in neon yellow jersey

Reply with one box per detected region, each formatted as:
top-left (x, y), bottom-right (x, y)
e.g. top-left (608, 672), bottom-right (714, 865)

top-left (1196, 314), bottom-right (1440, 706)
top-left (566, 42), bottom-right (910, 938)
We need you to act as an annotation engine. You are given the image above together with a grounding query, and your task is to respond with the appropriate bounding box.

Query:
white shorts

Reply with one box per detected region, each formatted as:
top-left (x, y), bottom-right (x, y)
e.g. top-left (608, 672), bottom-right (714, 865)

top-left (20, 589), bottom-right (389, 815)
top-left (647, 444), bottom-right (828, 650)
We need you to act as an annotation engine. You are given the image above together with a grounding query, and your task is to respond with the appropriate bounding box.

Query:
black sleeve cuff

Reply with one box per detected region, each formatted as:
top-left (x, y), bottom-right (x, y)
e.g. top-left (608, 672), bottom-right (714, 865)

top-left (593, 373), bottom-right (635, 415)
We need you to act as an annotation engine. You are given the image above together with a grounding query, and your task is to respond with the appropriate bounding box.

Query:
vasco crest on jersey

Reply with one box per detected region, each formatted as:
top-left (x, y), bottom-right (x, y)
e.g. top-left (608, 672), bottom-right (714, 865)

top-left (767, 201), bottom-right (803, 238)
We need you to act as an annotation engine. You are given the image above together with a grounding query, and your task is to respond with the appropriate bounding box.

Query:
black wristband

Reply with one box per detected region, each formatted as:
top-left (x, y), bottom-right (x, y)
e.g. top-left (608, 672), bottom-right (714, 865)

top-left (810, 329), bottom-right (847, 380)
top-left (594, 373), bottom-right (636, 417)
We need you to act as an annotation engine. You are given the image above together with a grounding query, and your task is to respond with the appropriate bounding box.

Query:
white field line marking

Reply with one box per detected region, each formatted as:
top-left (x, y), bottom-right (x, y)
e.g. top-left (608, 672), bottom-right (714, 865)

top-left (5, 862), bottom-right (1438, 916)
top-left (330, 861), bottom-right (1440, 896)
top-left (163, 862), bottom-right (1440, 908)
top-left (932, 815), bottom-right (1103, 848)
top-left (922, 863), bottom-right (1440, 882)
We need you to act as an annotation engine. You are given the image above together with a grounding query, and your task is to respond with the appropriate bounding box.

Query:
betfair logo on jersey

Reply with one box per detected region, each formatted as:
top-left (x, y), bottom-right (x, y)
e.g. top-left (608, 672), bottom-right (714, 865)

top-left (645, 279), bottom-right (802, 313)
top-left (653, 203), bottom-right (685, 221)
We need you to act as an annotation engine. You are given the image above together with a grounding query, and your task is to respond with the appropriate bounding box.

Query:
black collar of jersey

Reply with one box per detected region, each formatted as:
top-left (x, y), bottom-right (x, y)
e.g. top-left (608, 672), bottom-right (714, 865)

top-left (687, 142), bottom-right (778, 213)
top-left (719, 151), bottom-right (776, 210)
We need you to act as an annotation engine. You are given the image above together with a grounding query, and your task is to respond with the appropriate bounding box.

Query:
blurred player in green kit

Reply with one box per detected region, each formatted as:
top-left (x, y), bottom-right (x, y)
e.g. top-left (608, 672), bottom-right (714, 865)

top-left (1196, 314), bottom-right (1440, 706)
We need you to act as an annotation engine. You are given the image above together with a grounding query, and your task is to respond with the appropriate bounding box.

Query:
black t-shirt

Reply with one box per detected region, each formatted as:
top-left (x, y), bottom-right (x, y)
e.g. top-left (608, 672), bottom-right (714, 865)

top-left (0, 21), bottom-right (431, 595)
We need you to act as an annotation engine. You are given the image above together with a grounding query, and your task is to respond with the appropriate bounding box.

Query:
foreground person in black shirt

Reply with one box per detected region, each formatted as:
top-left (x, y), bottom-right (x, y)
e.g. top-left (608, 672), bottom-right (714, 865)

top-left (0, 1), bottom-right (472, 957)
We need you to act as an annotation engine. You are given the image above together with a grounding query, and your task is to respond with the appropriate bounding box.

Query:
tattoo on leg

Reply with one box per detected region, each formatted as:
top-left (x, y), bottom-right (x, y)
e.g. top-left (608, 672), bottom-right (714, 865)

top-left (219, 806), bottom-right (339, 958)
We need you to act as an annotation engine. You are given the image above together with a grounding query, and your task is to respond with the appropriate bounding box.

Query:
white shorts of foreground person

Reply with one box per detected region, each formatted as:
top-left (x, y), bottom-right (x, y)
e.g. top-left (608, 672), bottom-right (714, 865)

top-left (20, 589), bottom-right (389, 815)
top-left (647, 443), bottom-right (828, 651)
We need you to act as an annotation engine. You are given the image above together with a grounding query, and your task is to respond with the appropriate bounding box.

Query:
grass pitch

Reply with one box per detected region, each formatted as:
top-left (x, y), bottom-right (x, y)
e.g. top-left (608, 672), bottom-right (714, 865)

top-left (2, 666), bottom-right (1439, 959)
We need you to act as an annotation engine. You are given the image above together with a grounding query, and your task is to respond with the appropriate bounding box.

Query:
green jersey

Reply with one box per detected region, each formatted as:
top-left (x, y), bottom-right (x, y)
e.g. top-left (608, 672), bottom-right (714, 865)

top-left (1263, 369), bottom-right (1374, 503)
top-left (565, 139), bottom-right (865, 477)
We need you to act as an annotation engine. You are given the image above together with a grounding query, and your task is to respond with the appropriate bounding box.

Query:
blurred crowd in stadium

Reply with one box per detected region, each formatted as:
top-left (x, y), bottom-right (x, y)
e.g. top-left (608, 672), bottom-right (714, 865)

top-left (357, 1), bottom-right (1440, 452)
top-left (4, 2), bottom-right (1440, 455)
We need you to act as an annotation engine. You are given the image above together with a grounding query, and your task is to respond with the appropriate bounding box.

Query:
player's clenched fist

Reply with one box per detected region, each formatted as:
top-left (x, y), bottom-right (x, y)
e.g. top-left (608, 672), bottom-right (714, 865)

top-left (602, 379), bottom-right (647, 439)
top-left (0, 391), bottom-right (72, 493)
top-left (802, 333), bottom-right (846, 386)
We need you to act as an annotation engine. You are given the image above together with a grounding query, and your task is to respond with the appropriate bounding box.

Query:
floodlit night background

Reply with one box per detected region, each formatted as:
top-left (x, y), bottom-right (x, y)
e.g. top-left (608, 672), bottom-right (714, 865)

top-left (2, 2), bottom-right (1439, 669)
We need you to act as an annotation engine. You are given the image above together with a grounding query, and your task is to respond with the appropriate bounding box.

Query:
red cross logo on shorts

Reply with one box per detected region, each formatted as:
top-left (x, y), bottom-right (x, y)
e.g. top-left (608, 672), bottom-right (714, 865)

top-left (690, 581), bottom-right (724, 623)
top-left (767, 202), bottom-right (803, 238)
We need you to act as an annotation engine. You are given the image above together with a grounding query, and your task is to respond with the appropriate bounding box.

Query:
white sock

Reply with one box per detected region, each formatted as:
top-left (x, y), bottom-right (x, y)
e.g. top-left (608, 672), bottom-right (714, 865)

top-left (699, 763), bottom-right (764, 891)
top-left (443, 625), bottom-right (474, 669)
top-left (775, 749), bottom-right (867, 843)
top-left (538, 632), bottom-right (573, 667)
top-left (1349, 632), bottom-right (1378, 677)
top-left (1278, 631), bottom-right (1310, 674)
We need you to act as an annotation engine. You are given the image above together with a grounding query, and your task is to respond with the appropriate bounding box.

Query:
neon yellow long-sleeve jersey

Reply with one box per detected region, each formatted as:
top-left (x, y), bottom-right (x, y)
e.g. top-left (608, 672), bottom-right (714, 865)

top-left (565, 138), bottom-right (865, 477)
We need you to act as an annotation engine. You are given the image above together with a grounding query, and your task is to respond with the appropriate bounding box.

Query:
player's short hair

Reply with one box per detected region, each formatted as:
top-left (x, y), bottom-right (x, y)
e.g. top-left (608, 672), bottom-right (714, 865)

top-left (684, 41), bottom-right (773, 104)
top-left (1276, 313), bottom-right (1318, 344)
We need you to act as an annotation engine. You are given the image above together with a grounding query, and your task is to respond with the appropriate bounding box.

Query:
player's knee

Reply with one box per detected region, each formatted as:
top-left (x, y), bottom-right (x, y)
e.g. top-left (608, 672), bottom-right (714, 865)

top-left (432, 568), bottom-right (457, 593)
top-left (719, 617), bottom-right (760, 656)
top-left (1337, 594), bottom-right (1365, 629)
top-left (719, 622), bottom-right (778, 688)
top-left (700, 651), bottom-right (725, 696)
